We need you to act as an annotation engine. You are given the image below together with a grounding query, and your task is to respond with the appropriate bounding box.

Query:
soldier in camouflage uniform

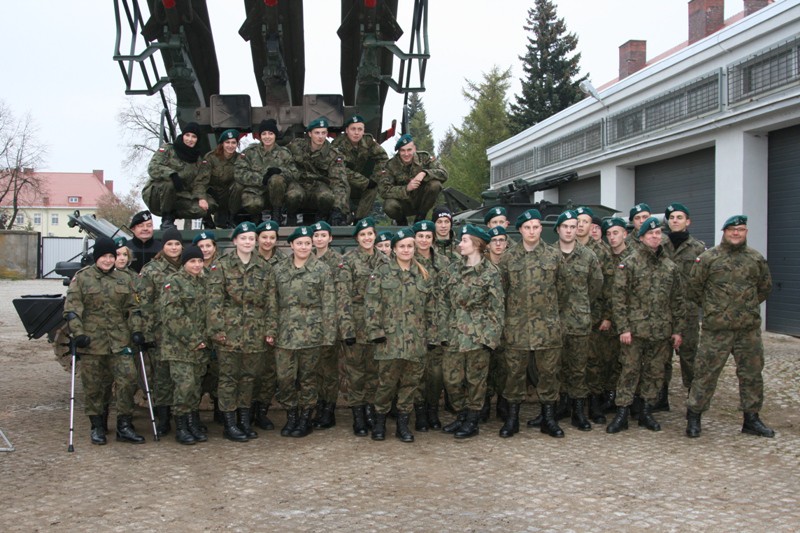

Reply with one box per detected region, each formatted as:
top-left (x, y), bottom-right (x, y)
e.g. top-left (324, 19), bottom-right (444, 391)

top-left (624, 202), bottom-right (651, 252)
top-left (431, 206), bottom-right (460, 261)
top-left (365, 228), bottom-right (437, 443)
top-left (64, 237), bottom-right (146, 445)
top-left (376, 230), bottom-right (393, 255)
top-left (500, 209), bottom-right (564, 438)
top-left (485, 226), bottom-right (510, 421)
top-left (143, 122), bottom-right (215, 229)
top-left (338, 217), bottom-right (389, 436)
top-left (287, 117), bottom-right (350, 225)
top-left (201, 129), bottom-right (240, 229)
top-left (379, 134), bottom-right (448, 224)
top-left (608, 217), bottom-right (686, 434)
top-left (207, 222), bottom-right (274, 442)
top-left (686, 215), bottom-right (775, 438)
top-left (160, 245), bottom-right (210, 445)
top-left (438, 225), bottom-right (504, 439)
top-left (233, 119), bottom-right (298, 223)
top-left (331, 115), bottom-right (387, 220)
top-left (193, 231), bottom-right (222, 422)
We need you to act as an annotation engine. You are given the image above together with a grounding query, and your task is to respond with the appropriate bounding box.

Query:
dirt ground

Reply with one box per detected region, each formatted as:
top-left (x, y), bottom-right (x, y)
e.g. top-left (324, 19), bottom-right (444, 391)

top-left (1, 279), bottom-right (799, 532)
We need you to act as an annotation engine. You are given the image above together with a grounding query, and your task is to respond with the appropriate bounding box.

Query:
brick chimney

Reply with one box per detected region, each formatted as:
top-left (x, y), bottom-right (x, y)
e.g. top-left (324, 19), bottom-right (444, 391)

top-left (92, 169), bottom-right (104, 182)
top-left (105, 180), bottom-right (114, 193)
top-left (688, 0), bottom-right (725, 45)
top-left (744, 0), bottom-right (769, 16)
top-left (619, 40), bottom-right (647, 80)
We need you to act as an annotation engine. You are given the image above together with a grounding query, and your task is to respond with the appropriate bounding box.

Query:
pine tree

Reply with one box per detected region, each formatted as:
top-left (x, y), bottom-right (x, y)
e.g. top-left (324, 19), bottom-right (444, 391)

top-left (406, 92), bottom-right (435, 154)
top-left (508, 0), bottom-right (587, 134)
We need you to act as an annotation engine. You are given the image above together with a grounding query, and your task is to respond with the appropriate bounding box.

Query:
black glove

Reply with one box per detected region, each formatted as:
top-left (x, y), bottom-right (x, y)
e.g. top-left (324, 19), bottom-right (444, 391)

top-left (74, 335), bottom-right (91, 348)
top-left (170, 172), bottom-right (184, 192)
top-left (427, 343), bottom-right (437, 351)
top-left (366, 179), bottom-right (378, 190)
top-left (344, 337), bottom-right (356, 346)
top-left (131, 332), bottom-right (146, 347)
top-left (372, 336), bottom-right (387, 344)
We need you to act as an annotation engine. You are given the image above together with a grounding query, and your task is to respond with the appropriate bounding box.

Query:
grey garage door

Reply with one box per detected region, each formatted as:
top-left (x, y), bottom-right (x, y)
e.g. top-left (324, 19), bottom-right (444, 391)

top-left (767, 125), bottom-right (800, 336)
top-left (558, 175), bottom-right (600, 206)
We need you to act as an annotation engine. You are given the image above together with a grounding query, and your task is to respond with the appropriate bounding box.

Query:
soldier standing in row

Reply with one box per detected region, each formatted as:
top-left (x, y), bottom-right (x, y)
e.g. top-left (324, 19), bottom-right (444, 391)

top-left (193, 231), bottom-right (221, 422)
top-left (686, 215), bottom-right (774, 439)
top-left (375, 231), bottom-right (393, 255)
top-left (331, 115), bottom-right (387, 220)
top-left (484, 225), bottom-right (509, 421)
top-left (625, 202), bottom-right (652, 251)
top-left (201, 129), bottom-right (240, 228)
top-left (431, 206), bottom-right (459, 261)
top-left (126, 210), bottom-right (160, 274)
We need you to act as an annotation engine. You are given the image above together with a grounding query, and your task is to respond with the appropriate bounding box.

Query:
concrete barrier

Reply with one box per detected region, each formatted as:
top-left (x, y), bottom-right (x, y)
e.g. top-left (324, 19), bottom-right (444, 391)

top-left (0, 231), bottom-right (39, 279)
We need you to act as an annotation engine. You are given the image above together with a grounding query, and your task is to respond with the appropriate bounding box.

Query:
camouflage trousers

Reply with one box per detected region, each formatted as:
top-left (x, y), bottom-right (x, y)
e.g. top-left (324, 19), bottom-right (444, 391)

top-left (252, 346), bottom-right (277, 405)
top-left (343, 342), bottom-right (378, 406)
top-left (287, 179), bottom-right (346, 217)
top-left (420, 345), bottom-right (444, 407)
top-left (383, 180), bottom-right (443, 222)
top-left (317, 342), bottom-right (343, 404)
top-left (201, 353), bottom-right (219, 399)
top-left (275, 347), bottom-right (320, 410)
top-left (508, 347), bottom-right (560, 403)
top-left (687, 328), bottom-right (764, 414)
top-left (586, 330), bottom-right (621, 394)
top-left (167, 360), bottom-right (204, 416)
top-left (558, 334), bottom-right (590, 399)
top-left (442, 347), bottom-right (490, 411)
top-left (142, 180), bottom-right (217, 219)
top-left (349, 181), bottom-right (379, 220)
top-left (375, 358), bottom-right (424, 415)
top-left (232, 175), bottom-right (288, 215)
top-left (486, 347), bottom-right (507, 398)
top-left (615, 337), bottom-right (670, 407)
top-left (79, 352), bottom-right (138, 416)
top-left (217, 350), bottom-right (264, 412)
top-left (664, 310), bottom-right (700, 390)
top-left (151, 349), bottom-right (175, 407)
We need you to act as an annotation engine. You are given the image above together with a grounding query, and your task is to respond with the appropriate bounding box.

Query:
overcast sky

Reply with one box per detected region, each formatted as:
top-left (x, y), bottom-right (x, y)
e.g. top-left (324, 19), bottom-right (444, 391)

top-left (0, 1), bottom-right (747, 195)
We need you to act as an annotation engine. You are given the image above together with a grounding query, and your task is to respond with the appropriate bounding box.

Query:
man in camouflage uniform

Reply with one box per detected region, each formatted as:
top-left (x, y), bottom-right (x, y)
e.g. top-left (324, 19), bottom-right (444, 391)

top-left (331, 114), bottom-right (387, 220)
top-left (379, 134), bottom-right (448, 224)
top-left (64, 236), bottom-right (146, 445)
top-left (624, 202), bottom-right (651, 251)
top-left (287, 117), bottom-right (350, 225)
top-left (608, 217), bottom-right (686, 433)
top-left (686, 215), bottom-right (774, 438)
top-left (431, 206), bottom-right (460, 261)
top-left (233, 119), bottom-right (297, 223)
top-left (485, 206), bottom-right (515, 250)
top-left (485, 225), bottom-right (510, 420)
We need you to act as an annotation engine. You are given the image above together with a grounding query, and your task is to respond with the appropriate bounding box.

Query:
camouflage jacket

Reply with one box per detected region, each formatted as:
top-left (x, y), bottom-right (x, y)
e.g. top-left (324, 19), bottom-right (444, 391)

top-left (379, 151), bottom-right (448, 201)
top-left (331, 133), bottom-right (388, 189)
top-left (64, 265), bottom-right (143, 356)
top-left (147, 144), bottom-right (210, 201)
top-left (159, 269), bottom-right (210, 364)
top-left (557, 243), bottom-right (604, 335)
top-left (258, 249), bottom-right (288, 269)
top-left (500, 242), bottom-right (563, 350)
top-left (662, 232), bottom-right (706, 311)
top-left (287, 138), bottom-right (349, 210)
top-left (584, 238), bottom-right (613, 325)
top-left (605, 246), bottom-right (634, 334)
top-left (612, 245), bottom-right (687, 340)
top-left (415, 248), bottom-right (451, 275)
top-left (338, 247), bottom-right (390, 342)
top-left (207, 252), bottom-right (275, 353)
top-left (234, 143), bottom-right (297, 188)
top-left (202, 150), bottom-right (237, 197)
top-left (136, 255), bottom-right (181, 343)
top-left (437, 257), bottom-right (504, 351)
top-left (434, 234), bottom-right (461, 263)
top-left (267, 255), bottom-right (337, 349)
top-left (365, 260), bottom-right (436, 362)
top-left (689, 241), bottom-right (772, 331)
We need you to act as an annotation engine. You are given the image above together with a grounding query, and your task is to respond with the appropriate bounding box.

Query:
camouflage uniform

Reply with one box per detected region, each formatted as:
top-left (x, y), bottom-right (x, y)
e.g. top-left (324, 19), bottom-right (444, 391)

top-left (143, 144), bottom-right (216, 218)
top-left (584, 238), bottom-right (616, 396)
top-left (365, 260), bottom-right (436, 414)
top-left (314, 248), bottom-right (345, 406)
top-left (232, 142), bottom-right (297, 216)
top-left (434, 233), bottom-right (461, 263)
top-left (287, 138), bottom-right (350, 218)
top-left (438, 258), bottom-right (504, 411)
top-left (202, 150), bottom-right (237, 223)
top-left (331, 133), bottom-right (388, 219)
top-left (612, 246), bottom-right (686, 407)
top-left (379, 152), bottom-right (448, 222)
top-left (251, 250), bottom-right (288, 409)
top-left (64, 265), bottom-right (143, 416)
top-left (686, 241), bottom-right (772, 414)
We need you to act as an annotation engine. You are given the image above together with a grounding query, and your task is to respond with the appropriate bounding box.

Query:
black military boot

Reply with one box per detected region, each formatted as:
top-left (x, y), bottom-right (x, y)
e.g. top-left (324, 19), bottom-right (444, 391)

top-left (89, 415), bottom-right (107, 445)
top-left (638, 403), bottom-right (661, 431)
top-left (496, 395), bottom-right (509, 421)
top-left (526, 404), bottom-right (544, 428)
top-left (426, 403), bottom-right (442, 429)
top-left (454, 410), bottom-right (480, 439)
top-left (160, 213), bottom-right (177, 230)
top-left (281, 408), bottom-right (298, 437)
top-left (366, 403), bottom-right (377, 429)
top-left (388, 398), bottom-right (398, 419)
top-left (571, 398), bottom-right (592, 431)
top-left (414, 403), bottom-right (429, 432)
top-left (314, 402), bottom-right (336, 429)
top-left (443, 410), bottom-right (467, 434)
top-left (742, 412), bottom-right (775, 438)
top-left (630, 395), bottom-right (644, 417)
top-left (589, 394), bottom-right (607, 424)
top-left (602, 390), bottom-right (617, 414)
top-left (352, 405), bottom-right (368, 436)
top-left (606, 406), bottom-right (630, 434)
top-left (653, 383), bottom-right (670, 412)
top-left (395, 413), bottom-right (414, 443)
top-left (189, 411), bottom-right (208, 442)
top-left (238, 408), bottom-right (258, 439)
top-left (202, 214), bottom-right (216, 229)
top-left (155, 405), bottom-right (171, 437)
top-left (254, 402), bottom-right (275, 430)
top-left (291, 408), bottom-right (314, 438)
top-left (499, 403), bottom-right (520, 438)
top-left (686, 409), bottom-right (702, 438)
top-left (541, 403), bottom-right (565, 438)
top-left (372, 413), bottom-right (387, 440)
top-left (102, 405), bottom-right (110, 432)
top-left (175, 414), bottom-right (197, 445)
top-left (479, 394), bottom-right (492, 423)
top-left (116, 415), bottom-right (146, 444)
top-left (222, 411), bottom-right (248, 442)
top-left (213, 397), bottom-right (224, 424)
top-left (555, 392), bottom-right (571, 421)
top-left (444, 390), bottom-right (456, 414)
top-left (310, 400), bottom-right (325, 427)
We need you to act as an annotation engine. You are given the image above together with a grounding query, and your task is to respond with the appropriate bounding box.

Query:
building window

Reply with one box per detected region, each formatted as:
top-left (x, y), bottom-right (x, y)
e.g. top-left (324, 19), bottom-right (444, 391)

top-left (15, 214), bottom-right (24, 225)
top-left (51, 213), bottom-right (59, 226)
top-left (68, 196), bottom-right (80, 204)
top-left (33, 213), bottom-right (41, 225)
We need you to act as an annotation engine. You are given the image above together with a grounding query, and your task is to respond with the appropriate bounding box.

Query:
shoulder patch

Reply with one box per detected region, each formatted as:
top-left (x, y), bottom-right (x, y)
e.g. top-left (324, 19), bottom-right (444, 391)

top-left (695, 257), bottom-right (701, 263)
top-left (164, 283), bottom-right (171, 291)
top-left (338, 262), bottom-right (345, 269)
top-left (618, 263), bottom-right (626, 269)
top-left (158, 147), bottom-right (166, 152)
top-left (201, 160), bottom-right (208, 164)
top-left (335, 157), bottom-right (344, 163)
top-left (210, 265), bottom-right (217, 271)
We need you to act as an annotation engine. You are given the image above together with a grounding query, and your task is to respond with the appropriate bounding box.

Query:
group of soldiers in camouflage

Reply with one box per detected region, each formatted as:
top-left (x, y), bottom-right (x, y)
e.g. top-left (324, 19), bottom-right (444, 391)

top-left (141, 116), bottom-right (447, 231)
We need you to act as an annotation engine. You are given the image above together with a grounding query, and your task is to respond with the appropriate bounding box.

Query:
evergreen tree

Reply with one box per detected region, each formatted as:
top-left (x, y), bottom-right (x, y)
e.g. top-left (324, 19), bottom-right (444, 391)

top-left (437, 127), bottom-right (458, 161)
top-left (508, 0), bottom-right (587, 134)
top-left (406, 92), bottom-right (435, 154)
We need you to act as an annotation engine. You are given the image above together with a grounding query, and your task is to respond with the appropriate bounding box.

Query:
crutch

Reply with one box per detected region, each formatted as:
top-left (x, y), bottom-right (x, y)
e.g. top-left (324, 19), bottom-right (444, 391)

top-left (67, 338), bottom-right (77, 452)
top-left (137, 347), bottom-right (159, 440)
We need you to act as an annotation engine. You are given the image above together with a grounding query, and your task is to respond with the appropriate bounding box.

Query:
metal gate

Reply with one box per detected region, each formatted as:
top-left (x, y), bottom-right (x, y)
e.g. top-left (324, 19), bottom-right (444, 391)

top-left (41, 237), bottom-right (87, 279)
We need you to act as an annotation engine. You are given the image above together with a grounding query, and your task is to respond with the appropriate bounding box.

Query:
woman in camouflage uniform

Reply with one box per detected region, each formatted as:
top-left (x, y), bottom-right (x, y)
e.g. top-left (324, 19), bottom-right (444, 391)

top-left (193, 230), bottom-right (221, 422)
top-left (201, 129), bottom-right (239, 228)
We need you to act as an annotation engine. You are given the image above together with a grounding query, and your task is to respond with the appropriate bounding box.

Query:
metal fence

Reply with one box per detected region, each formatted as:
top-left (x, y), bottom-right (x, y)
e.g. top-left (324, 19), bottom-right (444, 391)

top-left (41, 237), bottom-right (87, 279)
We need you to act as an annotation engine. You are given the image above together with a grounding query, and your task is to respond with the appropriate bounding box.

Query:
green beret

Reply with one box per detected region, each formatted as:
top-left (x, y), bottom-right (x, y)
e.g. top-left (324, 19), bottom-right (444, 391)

top-left (232, 222), bottom-right (257, 238)
top-left (629, 203), bottom-right (652, 221)
top-left (288, 226), bottom-right (313, 243)
top-left (192, 231), bottom-right (216, 245)
top-left (353, 217), bottom-right (376, 237)
top-left (554, 210), bottom-right (578, 232)
top-left (460, 224), bottom-right (490, 243)
top-left (395, 133), bottom-right (413, 151)
top-left (218, 129), bottom-right (239, 143)
top-left (638, 216), bottom-right (661, 237)
top-left (721, 214), bottom-right (747, 230)
top-left (483, 206), bottom-right (507, 224)
top-left (114, 237), bottom-right (128, 249)
top-left (665, 202), bottom-right (690, 218)
top-left (306, 117), bottom-right (329, 132)
top-left (377, 231), bottom-right (393, 243)
top-left (412, 219), bottom-right (434, 234)
top-left (344, 115), bottom-right (365, 126)
top-left (391, 227), bottom-right (415, 246)
top-left (488, 226), bottom-right (507, 238)
top-left (602, 217), bottom-right (627, 233)
top-left (256, 221), bottom-right (279, 234)
top-left (575, 206), bottom-right (594, 218)
top-left (311, 221), bottom-right (332, 234)
top-left (515, 209), bottom-right (542, 229)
